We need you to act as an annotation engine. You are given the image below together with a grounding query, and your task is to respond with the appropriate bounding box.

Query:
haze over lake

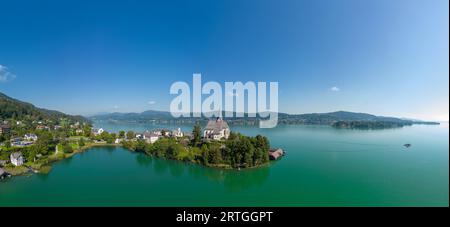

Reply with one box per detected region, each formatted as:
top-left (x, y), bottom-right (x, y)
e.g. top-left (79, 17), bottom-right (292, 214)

top-left (0, 122), bottom-right (448, 206)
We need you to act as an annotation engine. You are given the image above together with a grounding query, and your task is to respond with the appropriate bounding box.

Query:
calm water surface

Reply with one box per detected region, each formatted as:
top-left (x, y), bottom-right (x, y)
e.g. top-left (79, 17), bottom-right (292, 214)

top-left (0, 122), bottom-right (448, 206)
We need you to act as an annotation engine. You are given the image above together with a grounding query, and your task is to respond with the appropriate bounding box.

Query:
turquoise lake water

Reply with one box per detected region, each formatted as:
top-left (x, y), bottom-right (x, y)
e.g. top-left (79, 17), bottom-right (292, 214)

top-left (0, 123), bottom-right (448, 206)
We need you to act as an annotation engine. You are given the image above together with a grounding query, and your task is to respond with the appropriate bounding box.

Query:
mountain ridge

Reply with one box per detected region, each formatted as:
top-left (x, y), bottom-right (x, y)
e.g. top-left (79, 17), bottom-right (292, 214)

top-left (0, 92), bottom-right (88, 123)
top-left (89, 109), bottom-right (440, 126)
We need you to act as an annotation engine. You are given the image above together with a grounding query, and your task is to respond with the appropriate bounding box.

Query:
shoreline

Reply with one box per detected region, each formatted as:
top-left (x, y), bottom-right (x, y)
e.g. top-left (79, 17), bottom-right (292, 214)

top-left (2, 143), bottom-right (121, 177)
top-left (2, 142), bottom-right (279, 179)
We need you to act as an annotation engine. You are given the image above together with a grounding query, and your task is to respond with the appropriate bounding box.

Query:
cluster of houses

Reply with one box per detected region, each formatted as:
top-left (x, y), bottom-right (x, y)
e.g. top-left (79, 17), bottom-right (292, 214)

top-left (131, 118), bottom-right (232, 145)
top-left (134, 128), bottom-right (185, 144)
top-left (10, 133), bottom-right (38, 147)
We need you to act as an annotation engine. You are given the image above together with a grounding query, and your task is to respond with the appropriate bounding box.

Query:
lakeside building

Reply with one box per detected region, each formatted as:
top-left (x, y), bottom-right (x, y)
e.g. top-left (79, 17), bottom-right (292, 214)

top-left (143, 131), bottom-right (159, 144)
top-left (203, 117), bottom-right (230, 140)
top-left (10, 152), bottom-right (24, 166)
top-left (269, 148), bottom-right (285, 160)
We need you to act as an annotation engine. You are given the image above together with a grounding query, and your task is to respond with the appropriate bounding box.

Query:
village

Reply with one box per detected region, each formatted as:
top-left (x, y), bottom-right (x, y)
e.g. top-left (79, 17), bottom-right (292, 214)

top-left (0, 117), bottom-right (284, 179)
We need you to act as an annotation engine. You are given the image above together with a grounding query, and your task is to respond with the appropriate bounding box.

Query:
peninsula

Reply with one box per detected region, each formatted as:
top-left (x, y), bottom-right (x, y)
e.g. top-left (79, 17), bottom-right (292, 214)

top-left (0, 92), bottom-right (282, 178)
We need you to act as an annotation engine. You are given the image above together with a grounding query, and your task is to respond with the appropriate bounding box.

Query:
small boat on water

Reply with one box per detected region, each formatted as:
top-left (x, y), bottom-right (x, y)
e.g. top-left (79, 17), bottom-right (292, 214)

top-left (403, 143), bottom-right (411, 148)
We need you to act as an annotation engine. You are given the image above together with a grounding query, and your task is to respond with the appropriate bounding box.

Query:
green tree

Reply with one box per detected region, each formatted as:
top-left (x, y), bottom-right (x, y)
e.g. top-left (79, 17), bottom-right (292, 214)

top-left (4, 140), bottom-right (11, 149)
top-left (192, 124), bottom-right (202, 147)
top-left (78, 137), bottom-right (85, 147)
top-left (119, 130), bottom-right (125, 139)
top-left (82, 125), bottom-right (90, 137)
top-left (126, 131), bottom-right (135, 140)
top-left (63, 143), bottom-right (73, 153)
top-left (201, 144), bottom-right (209, 165)
top-left (210, 144), bottom-right (222, 164)
top-left (35, 131), bottom-right (53, 155)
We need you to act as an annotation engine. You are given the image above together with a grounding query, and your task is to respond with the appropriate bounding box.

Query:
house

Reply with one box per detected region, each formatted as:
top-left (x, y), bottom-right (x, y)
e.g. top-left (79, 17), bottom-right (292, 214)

top-left (10, 152), bottom-right (24, 166)
top-left (143, 131), bottom-right (159, 144)
top-left (269, 148), bottom-right (285, 160)
top-left (0, 124), bottom-right (11, 135)
top-left (24, 133), bottom-right (38, 141)
top-left (203, 117), bottom-right (230, 140)
top-left (115, 138), bottom-right (123, 144)
top-left (91, 128), bottom-right (104, 136)
top-left (172, 128), bottom-right (184, 138)
top-left (135, 134), bottom-right (144, 139)
top-left (36, 125), bottom-right (49, 130)
top-left (75, 129), bottom-right (84, 134)
top-left (54, 125), bottom-right (63, 130)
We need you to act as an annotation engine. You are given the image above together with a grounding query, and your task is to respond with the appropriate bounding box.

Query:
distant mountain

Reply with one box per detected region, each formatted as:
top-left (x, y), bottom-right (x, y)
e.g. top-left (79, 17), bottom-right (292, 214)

top-left (90, 110), bottom-right (439, 127)
top-left (0, 92), bottom-right (88, 123)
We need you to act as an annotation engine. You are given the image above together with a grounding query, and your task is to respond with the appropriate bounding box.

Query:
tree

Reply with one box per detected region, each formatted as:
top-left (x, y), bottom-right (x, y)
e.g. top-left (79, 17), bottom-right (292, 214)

top-left (35, 131), bottom-right (53, 155)
top-left (126, 131), bottom-right (135, 140)
top-left (192, 124), bottom-right (202, 147)
top-left (83, 124), bottom-right (92, 137)
top-left (201, 144), bottom-right (209, 165)
top-left (119, 130), bottom-right (125, 139)
top-left (208, 144), bottom-right (222, 164)
top-left (4, 140), bottom-right (11, 149)
top-left (27, 149), bottom-right (37, 162)
top-left (78, 137), bottom-right (85, 147)
top-left (63, 143), bottom-right (73, 153)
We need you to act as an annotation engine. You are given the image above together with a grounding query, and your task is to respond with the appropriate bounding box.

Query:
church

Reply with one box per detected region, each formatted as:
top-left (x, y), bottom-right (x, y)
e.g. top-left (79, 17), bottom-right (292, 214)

top-left (203, 117), bottom-right (230, 140)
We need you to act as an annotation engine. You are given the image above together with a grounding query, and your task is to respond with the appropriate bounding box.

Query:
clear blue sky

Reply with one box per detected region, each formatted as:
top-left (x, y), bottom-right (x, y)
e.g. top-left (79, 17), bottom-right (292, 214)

top-left (0, 0), bottom-right (448, 120)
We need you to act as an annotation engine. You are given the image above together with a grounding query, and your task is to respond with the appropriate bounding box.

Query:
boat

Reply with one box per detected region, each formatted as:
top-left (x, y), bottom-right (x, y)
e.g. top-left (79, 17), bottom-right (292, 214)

top-left (403, 143), bottom-right (411, 148)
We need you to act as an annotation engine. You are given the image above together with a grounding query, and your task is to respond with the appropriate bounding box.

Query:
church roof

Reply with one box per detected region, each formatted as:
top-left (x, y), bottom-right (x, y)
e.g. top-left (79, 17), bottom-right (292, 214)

top-left (204, 118), bottom-right (229, 133)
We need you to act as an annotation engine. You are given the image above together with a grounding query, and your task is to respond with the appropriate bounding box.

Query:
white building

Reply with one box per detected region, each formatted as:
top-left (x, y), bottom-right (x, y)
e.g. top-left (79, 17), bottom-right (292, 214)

top-left (10, 152), bottom-right (24, 166)
top-left (203, 117), bottom-right (230, 140)
top-left (92, 128), bottom-right (104, 136)
top-left (143, 132), bottom-right (159, 144)
top-left (24, 133), bottom-right (38, 141)
top-left (172, 128), bottom-right (184, 138)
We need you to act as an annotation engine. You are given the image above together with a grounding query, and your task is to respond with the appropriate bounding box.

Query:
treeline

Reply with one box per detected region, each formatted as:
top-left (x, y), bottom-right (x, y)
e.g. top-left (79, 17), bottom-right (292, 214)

top-left (122, 128), bottom-right (270, 169)
top-left (332, 120), bottom-right (413, 129)
top-left (0, 92), bottom-right (88, 123)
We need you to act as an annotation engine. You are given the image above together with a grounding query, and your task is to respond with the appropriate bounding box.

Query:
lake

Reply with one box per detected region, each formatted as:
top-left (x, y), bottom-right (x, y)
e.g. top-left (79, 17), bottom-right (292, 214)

top-left (0, 122), bottom-right (448, 206)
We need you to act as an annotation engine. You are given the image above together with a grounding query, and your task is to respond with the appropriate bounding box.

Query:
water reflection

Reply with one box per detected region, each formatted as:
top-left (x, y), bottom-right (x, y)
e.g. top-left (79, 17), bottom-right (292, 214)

top-left (133, 152), bottom-right (270, 191)
top-left (135, 153), bottom-right (153, 167)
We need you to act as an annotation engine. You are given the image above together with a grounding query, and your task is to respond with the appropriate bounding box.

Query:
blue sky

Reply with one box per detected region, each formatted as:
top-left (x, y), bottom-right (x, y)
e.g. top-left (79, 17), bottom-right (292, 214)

top-left (0, 0), bottom-right (448, 121)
